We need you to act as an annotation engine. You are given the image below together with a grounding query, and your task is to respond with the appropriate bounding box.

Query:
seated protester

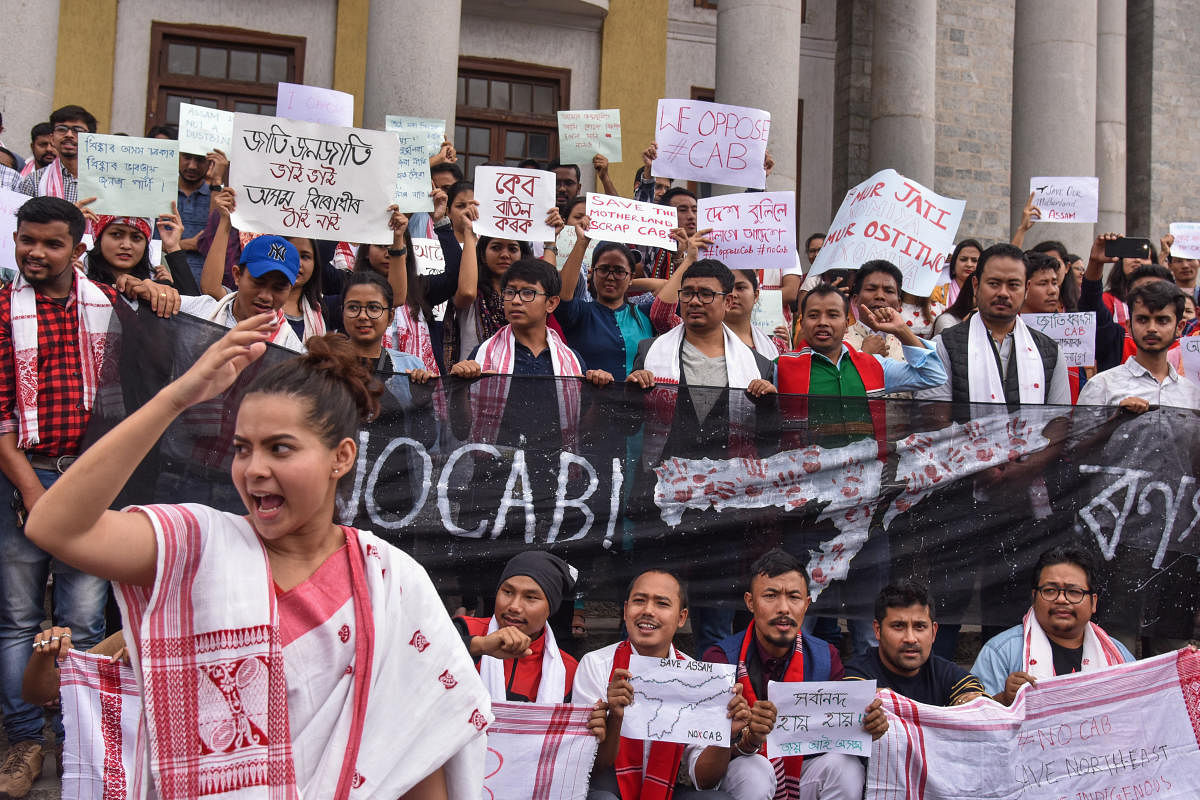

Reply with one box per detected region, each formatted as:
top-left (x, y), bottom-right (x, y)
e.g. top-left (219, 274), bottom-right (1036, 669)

top-left (972, 546), bottom-right (1134, 704)
top-left (844, 581), bottom-right (986, 707)
top-left (1078, 280), bottom-right (1200, 411)
top-left (702, 549), bottom-right (888, 800)
top-left (917, 243), bottom-right (1070, 406)
top-left (85, 214), bottom-right (187, 316)
top-left (574, 569), bottom-right (754, 800)
top-left (454, 551), bottom-right (579, 703)
top-left (777, 284), bottom-right (947, 396)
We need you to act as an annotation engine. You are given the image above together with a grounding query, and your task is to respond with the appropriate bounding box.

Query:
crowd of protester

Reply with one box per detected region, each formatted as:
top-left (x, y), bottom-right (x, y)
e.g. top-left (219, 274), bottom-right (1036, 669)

top-left (0, 101), bottom-right (1198, 799)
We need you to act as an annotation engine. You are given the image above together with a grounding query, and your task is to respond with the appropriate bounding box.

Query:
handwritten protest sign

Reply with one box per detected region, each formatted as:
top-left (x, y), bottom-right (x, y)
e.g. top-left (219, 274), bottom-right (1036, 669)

top-left (275, 82), bottom-right (354, 127)
top-left (472, 166), bottom-right (555, 243)
top-left (623, 654), bottom-right (736, 748)
top-left (766, 680), bottom-right (876, 758)
top-left (1180, 336), bottom-right (1200, 384)
top-left (585, 193), bottom-right (676, 251)
top-left (558, 110), bottom-right (622, 165)
top-left (0, 188), bottom-right (28, 279)
top-left (809, 169), bottom-right (965, 298)
top-left (411, 237), bottom-right (448, 318)
top-left (653, 99), bottom-right (770, 189)
top-left (385, 115), bottom-right (445, 159)
top-left (77, 134), bottom-right (179, 218)
top-left (1168, 222), bottom-right (1200, 260)
top-left (1022, 312), bottom-right (1097, 367)
top-left (1029, 176), bottom-right (1099, 223)
top-left (178, 103), bottom-right (233, 155)
top-left (383, 120), bottom-right (434, 213)
top-left (229, 113), bottom-right (399, 244)
top-left (752, 289), bottom-right (786, 339)
top-left (697, 191), bottom-right (796, 270)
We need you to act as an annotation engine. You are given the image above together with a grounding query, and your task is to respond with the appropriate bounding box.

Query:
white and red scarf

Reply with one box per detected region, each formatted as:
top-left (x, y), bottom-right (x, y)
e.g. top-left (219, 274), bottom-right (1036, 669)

top-left (203, 292), bottom-right (302, 351)
top-left (9, 266), bottom-right (115, 447)
top-left (297, 295), bottom-right (325, 342)
top-left (732, 626), bottom-right (804, 800)
top-left (484, 702), bottom-right (599, 800)
top-left (966, 312), bottom-right (1046, 404)
top-left (383, 306), bottom-right (440, 374)
top-left (59, 650), bottom-right (141, 800)
top-left (36, 158), bottom-right (68, 198)
top-left (479, 616), bottom-right (567, 705)
top-left (641, 323), bottom-right (763, 389)
top-left (1020, 607), bottom-right (1126, 680)
top-left (610, 641), bottom-right (686, 800)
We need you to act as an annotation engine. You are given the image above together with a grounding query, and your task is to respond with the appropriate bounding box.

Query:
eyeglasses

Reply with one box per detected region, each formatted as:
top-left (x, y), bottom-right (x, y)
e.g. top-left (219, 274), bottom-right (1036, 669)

top-left (53, 125), bottom-right (89, 135)
top-left (679, 288), bottom-right (726, 304)
top-left (593, 266), bottom-right (630, 279)
top-left (344, 302), bottom-right (386, 319)
top-left (1035, 585), bottom-right (1093, 604)
top-left (502, 287), bottom-right (549, 302)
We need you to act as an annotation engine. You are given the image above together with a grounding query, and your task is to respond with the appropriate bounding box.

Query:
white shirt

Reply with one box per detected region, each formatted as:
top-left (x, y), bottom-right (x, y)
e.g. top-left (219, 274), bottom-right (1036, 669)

top-left (1077, 357), bottom-right (1200, 410)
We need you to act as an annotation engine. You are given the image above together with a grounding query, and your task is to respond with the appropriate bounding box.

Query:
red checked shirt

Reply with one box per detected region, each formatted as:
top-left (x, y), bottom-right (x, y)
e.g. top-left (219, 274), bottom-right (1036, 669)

top-left (0, 282), bottom-right (119, 457)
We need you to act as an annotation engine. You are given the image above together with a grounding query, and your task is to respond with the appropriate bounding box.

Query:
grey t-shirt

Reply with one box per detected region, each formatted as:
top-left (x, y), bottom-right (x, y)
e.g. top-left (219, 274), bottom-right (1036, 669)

top-left (681, 339), bottom-right (727, 420)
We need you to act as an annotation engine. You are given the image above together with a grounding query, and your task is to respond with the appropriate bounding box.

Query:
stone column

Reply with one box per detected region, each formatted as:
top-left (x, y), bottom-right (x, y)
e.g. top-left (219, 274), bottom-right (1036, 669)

top-left (1095, 0), bottom-right (1126, 237)
top-left (1010, 0), bottom-right (1097, 256)
top-left (715, 0), bottom-right (803, 191)
top-left (868, 0), bottom-right (937, 186)
top-left (363, 0), bottom-right (462, 131)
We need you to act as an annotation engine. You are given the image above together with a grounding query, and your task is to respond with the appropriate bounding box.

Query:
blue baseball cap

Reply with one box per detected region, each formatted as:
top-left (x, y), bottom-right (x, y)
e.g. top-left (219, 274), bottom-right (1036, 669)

top-left (239, 235), bottom-right (299, 284)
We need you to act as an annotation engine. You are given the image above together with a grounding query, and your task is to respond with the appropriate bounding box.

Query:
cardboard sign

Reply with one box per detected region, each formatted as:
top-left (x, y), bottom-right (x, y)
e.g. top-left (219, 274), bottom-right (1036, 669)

top-left (809, 169), bottom-right (965, 298)
top-left (177, 103), bottom-right (234, 155)
top-left (1180, 336), bottom-right (1200, 385)
top-left (766, 680), bottom-right (877, 758)
top-left (1029, 176), bottom-right (1099, 224)
top-left (77, 134), bottom-right (179, 217)
top-left (697, 191), bottom-right (796, 270)
top-left (472, 166), bottom-right (555, 242)
top-left (622, 654), bottom-right (736, 748)
top-left (275, 82), bottom-right (354, 127)
top-left (0, 188), bottom-right (28, 278)
top-left (385, 115), bottom-right (445, 159)
top-left (1021, 312), bottom-right (1097, 368)
top-left (584, 192), bottom-right (676, 250)
top-left (557, 109), bottom-right (622, 165)
top-left (384, 118), bottom-right (435, 213)
top-left (1168, 223), bottom-right (1200, 260)
top-left (411, 237), bottom-right (448, 319)
top-left (652, 99), bottom-right (770, 189)
top-left (229, 113), bottom-right (399, 244)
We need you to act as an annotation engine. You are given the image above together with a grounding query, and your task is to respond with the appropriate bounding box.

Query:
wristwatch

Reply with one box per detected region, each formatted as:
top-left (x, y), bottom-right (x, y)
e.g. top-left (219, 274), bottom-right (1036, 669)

top-left (544, 245), bottom-right (558, 254)
top-left (433, 216), bottom-right (452, 229)
top-left (388, 247), bottom-right (408, 257)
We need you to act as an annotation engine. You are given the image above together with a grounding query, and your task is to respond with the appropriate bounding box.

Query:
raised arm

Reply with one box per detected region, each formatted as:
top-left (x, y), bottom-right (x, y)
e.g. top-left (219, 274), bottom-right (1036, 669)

top-left (199, 188), bottom-right (237, 299)
top-left (452, 204), bottom-right (479, 310)
top-left (385, 206), bottom-right (410, 307)
top-left (559, 217), bottom-right (591, 300)
top-left (655, 227), bottom-right (712, 305)
top-left (1011, 191), bottom-right (1041, 249)
top-left (593, 154), bottom-right (618, 197)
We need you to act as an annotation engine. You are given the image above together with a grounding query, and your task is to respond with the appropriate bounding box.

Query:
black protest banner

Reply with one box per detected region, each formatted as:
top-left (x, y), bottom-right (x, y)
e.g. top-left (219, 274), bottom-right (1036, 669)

top-left (90, 312), bottom-right (1200, 640)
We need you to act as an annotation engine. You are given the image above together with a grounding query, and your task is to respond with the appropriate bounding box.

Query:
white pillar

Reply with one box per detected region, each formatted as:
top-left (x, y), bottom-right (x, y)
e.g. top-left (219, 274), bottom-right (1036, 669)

top-left (868, 0), bottom-right (937, 186)
top-left (715, 0), bottom-right (802, 191)
top-left (1011, 0), bottom-right (1098, 256)
top-left (363, 0), bottom-right (462, 131)
top-left (1095, 0), bottom-right (1126, 237)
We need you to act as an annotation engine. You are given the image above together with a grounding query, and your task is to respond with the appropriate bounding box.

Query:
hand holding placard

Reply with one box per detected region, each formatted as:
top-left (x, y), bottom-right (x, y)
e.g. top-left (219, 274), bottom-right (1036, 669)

top-left (1029, 177), bottom-right (1099, 224)
top-left (472, 166), bottom-right (556, 243)
top-left (766, 680), bottom-right (877, 758)
top-left (76, 134), bottom-right (179, 217)
top-left (1168, 223), bottom-right (1200, 260)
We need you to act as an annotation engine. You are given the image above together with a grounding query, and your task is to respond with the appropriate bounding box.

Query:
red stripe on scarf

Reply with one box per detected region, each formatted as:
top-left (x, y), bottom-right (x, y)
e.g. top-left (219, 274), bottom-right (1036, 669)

top-left (331, 528), bottom-right (376, 800)
top-left (98, 659), bottom-right (128, 800)
top-left (609, 641), bottom-right (685, 800)
top-left (532, 704), bottom-right (575, 800)
top-left (734, 625), bottom-right (805, 800)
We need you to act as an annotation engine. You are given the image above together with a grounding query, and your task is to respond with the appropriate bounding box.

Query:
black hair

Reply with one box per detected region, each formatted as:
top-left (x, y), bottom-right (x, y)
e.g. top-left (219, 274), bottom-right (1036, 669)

top-left (145, 123), bottom-right (178, 139)
top-left (87, 222), bottom-right (153, 285)
top-left (974, 242), bottom-right (1029, 282)
top-left (1107, 250), bottom-right (1168, 301)
top-left (943, 270), bottom-right (977, 320)
top-left (1025, 250), bottom-right (1060, 281)
top-left (49, 105), bottom-right (97, 133)
top-left (874, 581), bottom-right (936, 623)
top-left (661, 186), bottom-right (697, 207)
top-left (591, 241), bottom-right (636, 272)
top-left (566, 195), bottom-right (586, 216)
top-left (548, 160), bottom-right (580, 183)
top-left (748, 548), bottom-right (810, 593)
top-left (517, 158), bottom-right (542, 170)
top-left (286, 237), bottom-right (324, 313)
top-left (1058, 269), bottom-right (1080, 312)
top-left (16, 195), bottom-right (86, 245)
top-left (30, 122), bottom-right (54, 142)
top-left (0, 147), bottom-right (17, 169)
top-left (804, 232), bottom-right (826, 250)
top-left (625, 568), bottom-right (689, 610)
top-left (734, 269), bottom-right (759, 292)
top-left (431, 162), bottom-right (464, 181)
top-left (1031, 240), bottom-right (1068, 261)
top-left (800, 283), bottom-right (851, 315)
top-left (1031, 546), bottom-right (1095, 591)
top-left (342, 269), bottom-right (395, 310)
top-left (445, 180), bottom-right (474, 209)
top-left (948, 238), bottom-right (983, 282)
top-left (245, 333), bottom-right (384, 446)
top-left (1128, 264), bottom-right (1175, 287)
top-left (476, 236), bottom-right (534, 293)
top-left (502, 257), bottom-right (561, 297)
top-left (683, 258), bottom-right (735, 293)
top-left (1127, 280), bottom-right (1186, 322)
top-left (851, 259), bottom-right (903, 297)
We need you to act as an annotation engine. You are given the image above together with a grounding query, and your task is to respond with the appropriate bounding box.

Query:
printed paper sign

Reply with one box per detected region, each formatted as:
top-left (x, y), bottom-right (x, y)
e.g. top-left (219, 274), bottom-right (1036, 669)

top-left (752, 289), bottom-right (786, 339)
top-left (472, 166), bottom-right (555, 242)
top-left (77, 134), bottom-right (179, 217)
top-left (1022, 312), bottom-right (1097, 368)
top-left (653, 99), bottom-right (770, 189)
top-left (178, 103), bottom-right (234, 155)
top-left (411, 237), bottom-right (447, 318)
top-left (1168, 222), bottom-right (1200, 260)
top-left (766, 680), bottom-right (876, 758)
top-left (229, 113), bottom-right (399, 245)
top-left (1029, 176), bottom-right (1099, 224)
top-left (1180, 336), bottom-right (1200, 385)
top-left (558, 110), bottom-right (622, 165)
top-left (275, 82), bottom-right (354, 127)
top-left (0, 188), bottom-right (29, 278)
top-left (384, 121), bottom-right (434, 213)
top-left (585, 192), bottom-right (676, 250)
top-left (622, 654), bottom-right (736, 748)
top-left (809, 169), bottom-right (965, 298)
top-left (385, 115), bottom-right (445, 159)
top-left (698, 191), bottom-right (796, 270)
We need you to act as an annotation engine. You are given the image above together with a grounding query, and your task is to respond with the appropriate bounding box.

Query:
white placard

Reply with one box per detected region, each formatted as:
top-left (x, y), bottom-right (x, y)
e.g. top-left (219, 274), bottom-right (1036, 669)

top-left (558, 109), bottom-right (622, 165)
top-left (472, 166), bottom-right (556, 242)
top-left (275, 82), bottom-right (354, 127)
top-left (383, 119), bottom-right (434, 213)
top-left (752, 289), bottom-right (786, 339)
top-left (652, 99), bottom-right (770, 189)
top-left (584, 192), bottom-right (676, 251)
top-left (385, 115), bottom-right (445, 159)
top-left (1169, 223), bottom-right (1200, 260)
top-left (229, 113), bottom-right (399, 245)
top-left (766, 680), bottom-right (876, 759)
top-left (177, 103), bottom-right (234, 155)
top-left (0, 188), bottom-right (29, 275)
top-left (411, 237), bottom-right (448, 319)
top-left (697, 191), bottom-right (796, 270)
top-left (1029, 176), bottom-right (1099, 224)
top-left (809, 169), bottom-right (965, 298)
top-left (622, 654), bottom-right (736, 748)
top-left (1021, 312), bottom-right (1097, 368)
top-left (77, 134), bottom-right (179, 218)
top-left (148, 240), bottom-right (163, 268)
top-left (1180, 336), bottom-right (1200, 385)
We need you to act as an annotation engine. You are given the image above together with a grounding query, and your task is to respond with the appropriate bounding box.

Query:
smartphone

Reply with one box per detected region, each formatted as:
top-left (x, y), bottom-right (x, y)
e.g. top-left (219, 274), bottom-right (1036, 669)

top-left (1104, 237), bottom-right (1152, 260)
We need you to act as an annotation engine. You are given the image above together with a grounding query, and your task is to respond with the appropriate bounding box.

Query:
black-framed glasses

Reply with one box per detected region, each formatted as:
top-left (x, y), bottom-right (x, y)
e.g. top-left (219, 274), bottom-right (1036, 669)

top-left (679, 288), bottom-right (725, 304)
top-left (594, 266), bottom-right (630, 279)
top-left (344, 302), bottom-right (386, 319)
top-left (53, 125), bottom-right (88, 135)
top-left (1035, 585), bottom-right (1093, 604)
top-left (502, 287), bottom-right (548, 302)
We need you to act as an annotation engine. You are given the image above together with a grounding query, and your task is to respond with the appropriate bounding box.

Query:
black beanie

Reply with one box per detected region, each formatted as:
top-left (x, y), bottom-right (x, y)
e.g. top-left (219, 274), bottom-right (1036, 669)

top-left (498, 551), bottom-right (577, 614)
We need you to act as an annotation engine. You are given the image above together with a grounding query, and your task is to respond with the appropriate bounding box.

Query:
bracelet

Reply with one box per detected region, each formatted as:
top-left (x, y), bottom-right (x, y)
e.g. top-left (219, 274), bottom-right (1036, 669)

top-left (433, 216), bottom-right (452, 228)
top-left (733, 729), bottom-right (758, 756)
top-left (388, 247), bottom-right (407, 257)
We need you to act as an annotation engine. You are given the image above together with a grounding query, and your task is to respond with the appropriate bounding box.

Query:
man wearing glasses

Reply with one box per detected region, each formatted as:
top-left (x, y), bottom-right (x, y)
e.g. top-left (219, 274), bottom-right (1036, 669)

top-left (972, 546), bottom-right (1134, 705)
top-left (16, 105), bottom-right (96, 204)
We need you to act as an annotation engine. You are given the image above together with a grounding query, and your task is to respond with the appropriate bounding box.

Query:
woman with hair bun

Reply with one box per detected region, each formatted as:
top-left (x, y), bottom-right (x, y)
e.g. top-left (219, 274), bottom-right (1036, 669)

top-left (25, 313), bottom-right (491, 799)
